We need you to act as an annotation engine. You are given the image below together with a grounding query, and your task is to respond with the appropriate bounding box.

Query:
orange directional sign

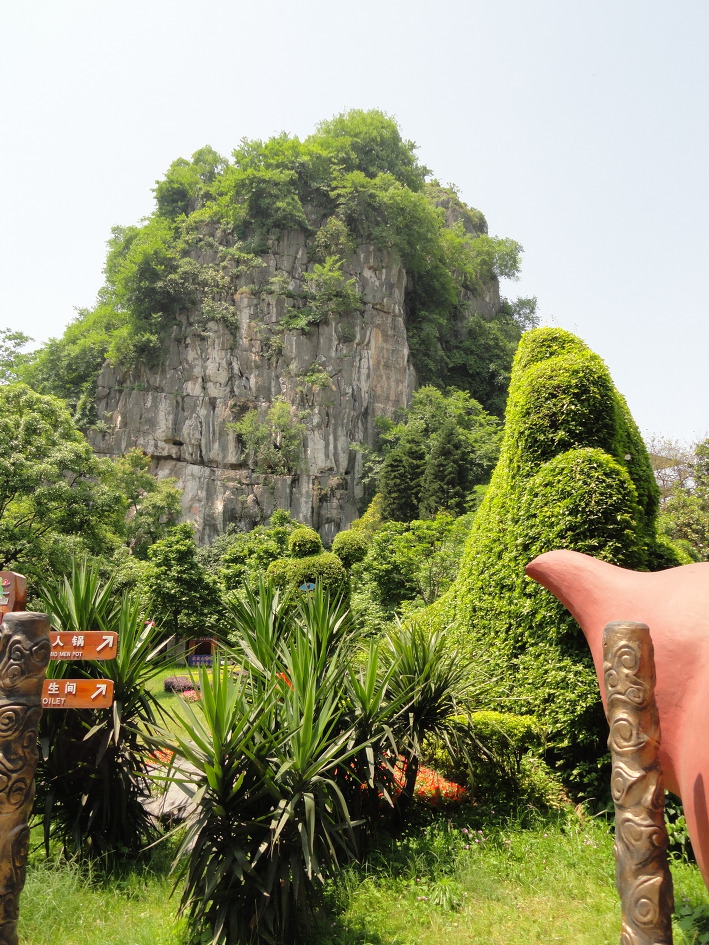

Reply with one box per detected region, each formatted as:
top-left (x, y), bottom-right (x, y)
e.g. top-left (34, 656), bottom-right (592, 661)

top-left (50, 631), bottom-right (118, 661)
top-left (42, 679), bottom-right (114, 709)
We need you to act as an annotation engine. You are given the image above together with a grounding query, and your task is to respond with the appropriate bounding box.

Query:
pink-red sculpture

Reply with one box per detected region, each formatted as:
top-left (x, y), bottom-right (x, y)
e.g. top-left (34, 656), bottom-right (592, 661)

top-left (526, 549), bottom-right (709, 889)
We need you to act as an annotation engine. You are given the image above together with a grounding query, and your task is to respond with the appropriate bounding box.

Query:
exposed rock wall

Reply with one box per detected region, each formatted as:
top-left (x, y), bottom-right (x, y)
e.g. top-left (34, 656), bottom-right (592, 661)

top-left (89, 234), bottom-right (418, 544)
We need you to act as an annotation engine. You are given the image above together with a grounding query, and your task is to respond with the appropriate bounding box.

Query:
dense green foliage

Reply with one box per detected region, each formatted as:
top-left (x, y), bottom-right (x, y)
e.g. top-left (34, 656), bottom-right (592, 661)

top-left (0, 385), bottom-right (122, 578)
top-left (330, 528), bottom-right (368, 568)
top-left (267, 549), bottom-right (349, 599)
top-left (352, 512), bottom-right (473, 620)
top-left (19, 110), bottom-right (529, 418)
top-left (0, 329), bottom-right (32, 383)
top-left (0, 386), bottom-right (181, 585)
top-left (375, 386), bottom-right (501, 521)
top-left (422, 328), bottom-right (680, 794)
top-left (653, 437), bottom-right (709, 561)
top-left (108, 449), bottom-right (181, 558)
top-left (141, 523), bottom-right (225, 639)
top-left (232, 397), bottom-right (308, 475)
top-left (288, 525), bottom-right (323, 557)
top-left (167, 583), bottom-right (482, 945)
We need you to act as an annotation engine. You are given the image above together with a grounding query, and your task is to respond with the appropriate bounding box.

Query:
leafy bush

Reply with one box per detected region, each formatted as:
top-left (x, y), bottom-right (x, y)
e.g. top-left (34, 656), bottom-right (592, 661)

top-left (168, 581), bottom-right (484, 944)
top-left (232, 397), bottom-right (308, 475)
top-left (331, 529), bottom-right (368, 568)
top-left (169, 586), bottom-right (372, 944)
top-left (141, 523), bottom-right (225, 640)
top-left (379, 623), bottom-right (481, 811)
top-left (422, 328), bottom-right (680, 795)
top-left (266, 551), bottom-right (349, 599)
top-left (288, 526), bottom-right (323, 558)
top-left (468, 710), bottom-right (539, 773)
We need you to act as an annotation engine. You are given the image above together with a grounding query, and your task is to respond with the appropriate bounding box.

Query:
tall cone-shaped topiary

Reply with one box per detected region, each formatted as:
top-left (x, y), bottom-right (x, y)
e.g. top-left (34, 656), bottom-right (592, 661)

top-left (425, 327), bottom-right (680, 792)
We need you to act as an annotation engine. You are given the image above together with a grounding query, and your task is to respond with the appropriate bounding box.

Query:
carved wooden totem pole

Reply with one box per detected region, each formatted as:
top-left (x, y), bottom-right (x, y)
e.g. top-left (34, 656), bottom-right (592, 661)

top-left (603, 621), bottom-right (673, 945)
top-left (0, 573), bottom-right (50, 945)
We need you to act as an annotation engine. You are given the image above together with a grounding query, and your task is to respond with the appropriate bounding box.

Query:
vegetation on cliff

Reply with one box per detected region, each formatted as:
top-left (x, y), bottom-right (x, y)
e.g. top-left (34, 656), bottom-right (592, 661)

top-left (20, 110), bottom-right (532, 420)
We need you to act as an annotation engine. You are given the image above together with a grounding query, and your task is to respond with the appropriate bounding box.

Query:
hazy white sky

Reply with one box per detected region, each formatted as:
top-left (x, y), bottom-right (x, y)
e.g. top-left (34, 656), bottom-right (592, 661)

top-left (1, 0), bottom-right (707, 441)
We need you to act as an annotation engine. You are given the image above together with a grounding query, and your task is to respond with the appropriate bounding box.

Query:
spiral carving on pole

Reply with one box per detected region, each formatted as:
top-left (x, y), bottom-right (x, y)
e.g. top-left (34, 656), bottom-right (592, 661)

top-left (603, 620), bottom-right (674, 945)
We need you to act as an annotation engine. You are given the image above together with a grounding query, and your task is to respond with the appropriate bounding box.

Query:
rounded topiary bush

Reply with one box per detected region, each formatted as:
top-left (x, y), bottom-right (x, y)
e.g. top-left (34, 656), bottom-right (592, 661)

top-left (266, 552), bottom-right (349, 598)
top-left (331, 529), bottom-right (368, 568)
top-left (288, 526), bottom-right (323, 558)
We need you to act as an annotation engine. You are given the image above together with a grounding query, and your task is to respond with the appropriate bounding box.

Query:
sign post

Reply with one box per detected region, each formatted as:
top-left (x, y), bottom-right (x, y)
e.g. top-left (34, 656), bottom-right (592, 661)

top-left (0, 573), bottom-right (117, 944)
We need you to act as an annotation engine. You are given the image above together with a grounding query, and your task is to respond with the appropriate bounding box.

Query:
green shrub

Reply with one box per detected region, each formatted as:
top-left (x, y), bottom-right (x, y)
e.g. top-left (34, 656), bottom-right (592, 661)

top-left (267, 551), bottom-right (349, 598)
top-left (424, 327), bottom-right (680, 795)
top-left (288, 526), bottom-right (323, 558)
top-left (468, 710), bottom-right (539, 773)
top-left (169, 581), bottom-right (481, 944)
top-left (331, 529), bottom-right (369, 568)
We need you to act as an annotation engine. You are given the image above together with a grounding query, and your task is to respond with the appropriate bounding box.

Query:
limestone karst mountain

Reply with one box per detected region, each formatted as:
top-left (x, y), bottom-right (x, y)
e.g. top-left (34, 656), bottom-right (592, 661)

top-left (26, 111), bottom-right (527, 541)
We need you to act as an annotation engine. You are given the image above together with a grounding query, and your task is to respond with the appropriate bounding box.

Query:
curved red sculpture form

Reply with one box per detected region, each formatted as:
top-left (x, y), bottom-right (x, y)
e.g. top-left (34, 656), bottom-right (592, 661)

top-left (526, 549), bottom-right (709, 888)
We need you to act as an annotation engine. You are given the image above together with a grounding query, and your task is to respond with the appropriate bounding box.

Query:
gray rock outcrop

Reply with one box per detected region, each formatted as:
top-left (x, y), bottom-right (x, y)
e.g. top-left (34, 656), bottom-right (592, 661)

top-left (89, 233), bottom-right (419, 544)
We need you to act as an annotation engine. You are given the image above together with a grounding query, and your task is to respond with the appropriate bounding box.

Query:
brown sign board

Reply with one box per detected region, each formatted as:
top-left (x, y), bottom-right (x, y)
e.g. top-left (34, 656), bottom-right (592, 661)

top-left (42, 678), bottom-right (114, 709)
top-left (0, 571), bottom-right (27, 617)
top-left (50, 631), bottom-right (118, 661)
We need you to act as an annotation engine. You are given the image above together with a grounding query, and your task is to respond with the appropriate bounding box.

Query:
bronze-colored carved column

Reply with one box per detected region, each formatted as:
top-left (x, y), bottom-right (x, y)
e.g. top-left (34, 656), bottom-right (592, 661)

top-left (603, 620), bottom-right (674, 945)
top-left (0, 613), bottom-right (50, 945)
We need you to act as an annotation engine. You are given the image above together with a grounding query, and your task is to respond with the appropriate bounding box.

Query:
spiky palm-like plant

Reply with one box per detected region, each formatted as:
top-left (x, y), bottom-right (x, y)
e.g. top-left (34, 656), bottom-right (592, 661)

top-left (36, 563), bottom-right (168, 859)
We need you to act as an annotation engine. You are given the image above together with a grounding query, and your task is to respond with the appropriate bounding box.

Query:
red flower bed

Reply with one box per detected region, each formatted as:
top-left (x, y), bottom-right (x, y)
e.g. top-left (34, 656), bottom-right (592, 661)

top-left (391, 759), bottom-right (468, 808)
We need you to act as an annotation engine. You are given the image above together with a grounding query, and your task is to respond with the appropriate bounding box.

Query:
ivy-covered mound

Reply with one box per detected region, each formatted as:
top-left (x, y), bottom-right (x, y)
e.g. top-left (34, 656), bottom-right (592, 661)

top-left (425, 327), bottom-right (681, 793)
top-left (22, 109), bottom-right (532, 420)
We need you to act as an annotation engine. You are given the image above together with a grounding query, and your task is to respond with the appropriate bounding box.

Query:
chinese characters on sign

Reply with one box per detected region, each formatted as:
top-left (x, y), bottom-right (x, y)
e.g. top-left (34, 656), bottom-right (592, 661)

top-left (41, 678), bottom-right (114, 709)
top-left (49, 631), bottom-right (118, 660)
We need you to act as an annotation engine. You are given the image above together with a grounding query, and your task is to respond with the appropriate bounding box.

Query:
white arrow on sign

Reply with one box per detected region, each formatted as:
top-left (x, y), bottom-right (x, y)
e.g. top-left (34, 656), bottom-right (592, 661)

top-left (96, 635), bottom-right (115, 653)
top-left (91, 683), bottom-right (108, 700)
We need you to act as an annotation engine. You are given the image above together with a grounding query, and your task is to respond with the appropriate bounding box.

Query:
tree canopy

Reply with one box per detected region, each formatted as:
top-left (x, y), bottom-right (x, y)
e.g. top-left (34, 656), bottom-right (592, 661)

top-left (0, 384), bottom-right (122, 577)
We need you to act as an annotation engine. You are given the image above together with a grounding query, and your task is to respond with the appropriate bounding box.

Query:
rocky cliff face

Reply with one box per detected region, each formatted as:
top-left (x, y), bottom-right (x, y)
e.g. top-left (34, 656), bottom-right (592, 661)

top-left (89, 232), bottom-right (424, 544)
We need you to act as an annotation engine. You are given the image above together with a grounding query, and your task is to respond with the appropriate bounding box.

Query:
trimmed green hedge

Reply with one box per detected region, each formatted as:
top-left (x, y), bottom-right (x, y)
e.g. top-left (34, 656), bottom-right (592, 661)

top-left (331, 529), bottom-right (369, 568)
top-left (424, 327), bottom-right (681, 794)
top-left (467, 710), bottom-right (539, 773)
top-left (287, 526), bottom-right (323, 558)
top-left (266, 551), bottom-right (349, 598)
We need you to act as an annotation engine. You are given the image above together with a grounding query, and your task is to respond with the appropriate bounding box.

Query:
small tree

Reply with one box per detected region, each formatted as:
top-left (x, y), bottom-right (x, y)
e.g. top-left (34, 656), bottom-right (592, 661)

top-left (109, 448), bottom-right (181, 557)
top-left (141, 524), bottom-right (224, 639)
top-left (379, 421), bottom-right (428, 522)
top-left (418, 418), bottom-right (470, 517)
top-left (0, 384), bottom-right (124, 578)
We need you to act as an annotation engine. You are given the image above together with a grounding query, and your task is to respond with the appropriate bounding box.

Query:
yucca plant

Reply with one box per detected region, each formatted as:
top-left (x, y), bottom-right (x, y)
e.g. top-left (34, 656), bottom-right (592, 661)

top-left (38, 557), bottom-right (120, 633)
top-left (169, 583), bottom-right (401, 945)
top-left (381, 622), bottom-right (480, 811)
top-left (168, 653), bottom-right (362, 945)
top-left (36, 565), bottom-right (168, 859)
top-left (224, 579), bottom-right (292, 673)
top-left (341, 640), bottom-right (403, 827)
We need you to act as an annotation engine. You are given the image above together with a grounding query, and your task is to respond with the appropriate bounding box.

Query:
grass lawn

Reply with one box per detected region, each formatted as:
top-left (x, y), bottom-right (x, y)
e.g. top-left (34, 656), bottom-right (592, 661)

top-left (19, 805), bottom-right (709, 945)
